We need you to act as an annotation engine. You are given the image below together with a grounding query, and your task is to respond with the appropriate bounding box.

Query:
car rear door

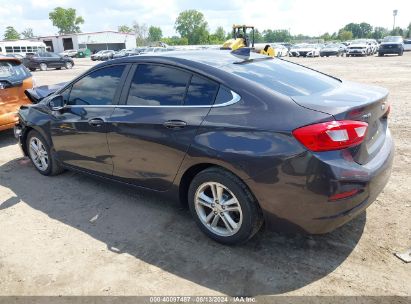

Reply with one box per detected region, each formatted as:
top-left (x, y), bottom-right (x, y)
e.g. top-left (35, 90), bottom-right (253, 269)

top-left (106, 63), bottom-right (219, 191)
top-left (50, 64), bottom-right (130, 175)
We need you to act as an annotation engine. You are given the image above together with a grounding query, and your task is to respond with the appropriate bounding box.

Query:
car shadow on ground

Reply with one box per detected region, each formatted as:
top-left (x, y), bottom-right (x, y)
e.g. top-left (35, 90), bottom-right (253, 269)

top-left (0, 157), bottom-right (366, 296)
top-left (0, 130), bottom-right (17, 149)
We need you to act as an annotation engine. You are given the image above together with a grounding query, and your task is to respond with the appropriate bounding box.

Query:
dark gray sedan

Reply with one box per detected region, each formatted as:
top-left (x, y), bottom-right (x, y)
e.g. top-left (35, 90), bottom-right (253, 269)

top-left (15, 50), bottom-right (393, 244)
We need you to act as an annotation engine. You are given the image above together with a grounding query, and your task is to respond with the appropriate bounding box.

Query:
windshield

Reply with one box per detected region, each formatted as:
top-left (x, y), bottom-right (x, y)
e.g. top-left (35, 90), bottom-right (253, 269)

top-left (383, 36), bottom-right (403, 42)
top-left (226, 58), bottom-right (340, 97)
top-left (0, 60), bottom-right (31, 82)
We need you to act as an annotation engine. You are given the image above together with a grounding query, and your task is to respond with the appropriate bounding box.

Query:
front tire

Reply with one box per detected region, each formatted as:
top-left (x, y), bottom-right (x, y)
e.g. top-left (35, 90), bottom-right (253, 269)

top-left (188, 167), bottom-right (263, 245)
top-left (65, 61), bottom-right (73, 69)
top-left (26, 130), bottom-right (64, 176)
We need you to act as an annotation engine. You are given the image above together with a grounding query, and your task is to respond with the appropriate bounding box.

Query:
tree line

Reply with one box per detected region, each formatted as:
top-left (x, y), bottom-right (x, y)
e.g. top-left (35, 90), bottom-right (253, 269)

top-left (2, 8), bottom-right (411, 45)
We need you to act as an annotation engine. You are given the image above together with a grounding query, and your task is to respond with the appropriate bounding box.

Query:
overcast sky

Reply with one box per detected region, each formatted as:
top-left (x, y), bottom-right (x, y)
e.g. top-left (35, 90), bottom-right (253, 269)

top-left (1, 0), bottom-right (410, 39)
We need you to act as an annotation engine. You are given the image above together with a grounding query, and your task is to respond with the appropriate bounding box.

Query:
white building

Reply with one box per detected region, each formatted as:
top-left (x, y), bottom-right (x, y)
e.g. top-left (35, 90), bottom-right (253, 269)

top-left (31, 31), bottom-right (137, 53)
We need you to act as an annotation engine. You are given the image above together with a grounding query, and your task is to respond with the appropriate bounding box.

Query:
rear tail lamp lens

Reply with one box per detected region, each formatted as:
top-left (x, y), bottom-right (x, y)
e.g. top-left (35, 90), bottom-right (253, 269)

top-left (292, 120), bottom-right (368, 152)
top-left (328, 189), bottom-right (359, 201)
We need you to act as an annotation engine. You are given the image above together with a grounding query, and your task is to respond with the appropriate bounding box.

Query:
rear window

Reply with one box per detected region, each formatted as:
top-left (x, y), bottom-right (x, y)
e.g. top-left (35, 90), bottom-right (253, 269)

top-left (0, 60), bottom-right (31, 82)
top-left (226, 59), bottom-right (340, 97)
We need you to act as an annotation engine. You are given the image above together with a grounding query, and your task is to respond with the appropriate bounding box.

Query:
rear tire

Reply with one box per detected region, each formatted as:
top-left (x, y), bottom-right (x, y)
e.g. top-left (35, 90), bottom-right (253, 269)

top-left (188, 167), bottom-right (263, 245)
top-left (26, 130), bottom-right (64, 176)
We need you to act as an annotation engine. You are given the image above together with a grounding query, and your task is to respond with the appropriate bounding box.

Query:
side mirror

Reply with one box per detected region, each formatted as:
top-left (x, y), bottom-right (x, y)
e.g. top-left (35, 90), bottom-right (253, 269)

top-left (49, 95), bottom-right (66, 111)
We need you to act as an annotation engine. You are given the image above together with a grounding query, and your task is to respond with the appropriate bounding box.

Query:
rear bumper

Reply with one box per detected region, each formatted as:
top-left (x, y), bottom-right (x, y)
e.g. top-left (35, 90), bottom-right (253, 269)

top-left (247, 130), bottom-right (394, 234)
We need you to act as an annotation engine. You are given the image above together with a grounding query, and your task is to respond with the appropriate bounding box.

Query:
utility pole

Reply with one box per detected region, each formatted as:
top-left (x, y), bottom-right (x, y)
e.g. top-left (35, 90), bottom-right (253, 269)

top-left (393, 10), bottom-right (398, 31)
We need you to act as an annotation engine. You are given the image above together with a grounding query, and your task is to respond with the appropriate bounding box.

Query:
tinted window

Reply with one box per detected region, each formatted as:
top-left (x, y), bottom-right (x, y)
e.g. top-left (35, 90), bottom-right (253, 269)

top-left (68, 65), bottom-right (125, 106)
top-left (214, 86), bottom-right (234, 105)
top-left (227, 59), bottom-right (340, 97)
top-left (0, 61), bottom-right (31, 81)
top-left (127, 64), bottom-right (190, 106)
top-left (184, 75), bottom-right (219, 106)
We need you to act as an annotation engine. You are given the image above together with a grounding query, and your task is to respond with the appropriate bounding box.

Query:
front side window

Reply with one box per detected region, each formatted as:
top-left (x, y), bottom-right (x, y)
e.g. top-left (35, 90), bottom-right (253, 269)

top-left (127, 64), bottom-right (191, 106)
top-left (68, 65), bottom-right (125, 106)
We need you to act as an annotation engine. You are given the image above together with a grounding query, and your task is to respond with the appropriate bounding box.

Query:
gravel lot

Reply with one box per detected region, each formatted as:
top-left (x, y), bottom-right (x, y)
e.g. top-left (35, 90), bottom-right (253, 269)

top-left (0, 54), bottom-right (410, 297)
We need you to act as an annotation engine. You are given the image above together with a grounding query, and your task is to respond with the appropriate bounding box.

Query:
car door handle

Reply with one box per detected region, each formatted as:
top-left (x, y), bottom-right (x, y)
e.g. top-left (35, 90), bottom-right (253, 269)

top-left (88, 118), bottom-right (105, 127)
top-left (163, 120), bottom-right (187, 129)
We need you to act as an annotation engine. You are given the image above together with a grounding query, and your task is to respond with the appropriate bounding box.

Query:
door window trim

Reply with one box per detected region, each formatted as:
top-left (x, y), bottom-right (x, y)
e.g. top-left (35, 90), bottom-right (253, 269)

top-left (57, 63), bottom-right (131, 107)
top-left (118, 63), bottom-right (241, 108)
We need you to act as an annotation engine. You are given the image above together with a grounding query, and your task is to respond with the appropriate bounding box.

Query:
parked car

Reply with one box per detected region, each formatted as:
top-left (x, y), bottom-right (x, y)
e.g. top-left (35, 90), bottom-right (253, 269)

top-left (378, 36), bottom-right (404, 56)
top-left (270, 44), bottom-right (288, 57)
top-left (367, 39), bottom-right (379, 55)
top-left (99, 50), bottom-right (116, 61)
top-left (59, 49), bottom-right (78, 58)
top-left (320, 43), bottom-right (346, 57)
top-left (113, 49), bottom-right (140, 59)
top-left (91, 50), bottom-right (105, 61)
top-left (140, 47), bottom-right (168, 54)
top-left (403, 39), bottom-right (411, 51)
top-left (0, 56), bottom-right (33, 131)
top-left (289, 44), bottom-right (320, 57)
top-left (16, 50), bottom-right (393, 245)
top-left (22, 52), bottom-right (74, 71)
top-left (346, 39), bottom-right (374, 56)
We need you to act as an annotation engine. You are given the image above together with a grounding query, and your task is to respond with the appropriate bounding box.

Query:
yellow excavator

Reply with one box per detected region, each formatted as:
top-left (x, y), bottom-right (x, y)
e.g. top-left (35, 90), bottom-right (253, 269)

top-left (221, 25), bottom-right (276, 57)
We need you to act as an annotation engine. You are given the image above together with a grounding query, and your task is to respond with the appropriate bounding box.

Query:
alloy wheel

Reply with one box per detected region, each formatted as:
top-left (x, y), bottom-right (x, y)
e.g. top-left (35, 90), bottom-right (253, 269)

top-left (28, 137), bottom-right (49, 171)
top-left (194, 182), bottom-right (243, 237)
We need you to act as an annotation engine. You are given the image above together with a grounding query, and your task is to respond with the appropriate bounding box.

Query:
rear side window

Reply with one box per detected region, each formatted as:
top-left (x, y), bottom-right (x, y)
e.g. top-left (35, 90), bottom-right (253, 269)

top-left (127, 64), bottom-right (191, 106)
top-left (0, 61), bottom-right (31, 82)
top-left (184, 75), bottom-right (219, 106)
top-left (68, 65), bottom-right (125, 106)
top-left (227, 59), bottom-right (340, 97)
top-left (214, 86), bottom-right (235, 105)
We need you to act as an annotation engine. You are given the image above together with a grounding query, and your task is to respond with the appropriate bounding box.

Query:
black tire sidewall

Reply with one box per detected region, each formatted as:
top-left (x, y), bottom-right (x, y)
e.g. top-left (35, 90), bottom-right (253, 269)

top-left (188, 168), bottom-right (261, 245)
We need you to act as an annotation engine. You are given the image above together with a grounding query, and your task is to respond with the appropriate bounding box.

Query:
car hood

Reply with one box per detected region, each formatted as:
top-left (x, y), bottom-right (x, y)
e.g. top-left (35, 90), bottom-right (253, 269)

top-left (380, 42), bottom-right (402, 45)
top-left (349, 43), bottom-right (368, 47)
top-left (24, 82), bottom-right (67, 103)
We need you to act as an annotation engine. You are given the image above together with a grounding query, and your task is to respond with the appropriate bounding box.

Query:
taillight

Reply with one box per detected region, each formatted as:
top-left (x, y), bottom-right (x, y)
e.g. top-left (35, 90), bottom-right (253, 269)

top-left (292, 120), bottom-right (368, 152)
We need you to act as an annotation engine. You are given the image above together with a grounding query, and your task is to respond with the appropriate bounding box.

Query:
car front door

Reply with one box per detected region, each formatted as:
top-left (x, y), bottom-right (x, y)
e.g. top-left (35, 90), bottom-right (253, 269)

top-left (50, 64), bottom-right (129, 175)
top-left (49, 53), bottom-right (63, 67)
top-left (107, 63), bottom-right (220, 191)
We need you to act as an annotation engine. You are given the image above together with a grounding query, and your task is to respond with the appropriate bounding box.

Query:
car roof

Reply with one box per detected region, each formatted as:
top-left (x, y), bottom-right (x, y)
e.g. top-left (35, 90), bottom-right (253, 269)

top-left (105, 50), bottom-right (269, 69)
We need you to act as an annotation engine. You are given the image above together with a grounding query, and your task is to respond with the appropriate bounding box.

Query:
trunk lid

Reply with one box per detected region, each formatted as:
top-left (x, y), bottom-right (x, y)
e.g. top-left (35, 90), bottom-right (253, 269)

top-left (292, 81), bottom-right (390, 165)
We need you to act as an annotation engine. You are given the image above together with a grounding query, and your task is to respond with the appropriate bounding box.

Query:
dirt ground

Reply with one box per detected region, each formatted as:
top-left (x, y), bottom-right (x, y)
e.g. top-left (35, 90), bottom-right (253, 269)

top-left (0, 54), bottom-right (410, 297)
